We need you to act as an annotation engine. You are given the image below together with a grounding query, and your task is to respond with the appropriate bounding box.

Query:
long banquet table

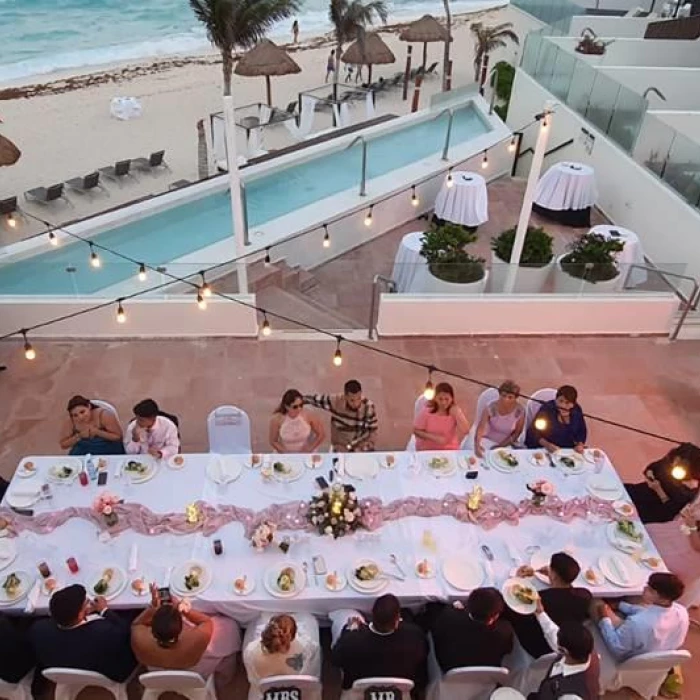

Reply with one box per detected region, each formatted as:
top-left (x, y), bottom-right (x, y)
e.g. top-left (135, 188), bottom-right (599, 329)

top-left (0, 450), bottom-right (665, 623)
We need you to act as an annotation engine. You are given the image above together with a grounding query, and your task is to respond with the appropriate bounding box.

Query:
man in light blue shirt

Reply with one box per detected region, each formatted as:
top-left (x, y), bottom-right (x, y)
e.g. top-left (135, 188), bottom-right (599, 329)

top-left (591, 572), bottom-right (689, 662)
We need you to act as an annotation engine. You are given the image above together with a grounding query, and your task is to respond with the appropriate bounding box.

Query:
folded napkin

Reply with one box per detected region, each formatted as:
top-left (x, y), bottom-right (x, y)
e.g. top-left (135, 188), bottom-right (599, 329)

top-left (128, 544), bottom-right (139, 573)
top-left (590, 478), bottom-right (618, 492)
top-left (9, 489), bottom-right (40, 498)
top-left (609, 556), bottom-right (630, 584)
top-left (24, 581), bottom-right (41, 614)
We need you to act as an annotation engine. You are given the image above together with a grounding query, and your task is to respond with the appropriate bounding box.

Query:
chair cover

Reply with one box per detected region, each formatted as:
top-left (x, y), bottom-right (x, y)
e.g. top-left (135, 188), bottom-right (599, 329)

top-left (461, 387), bottom-right (499, 450)
top-left (207, 405), bottom-right (252, 454)
top-left (520, 388), bottom-right (557, 443)
top-left (139, 671), bottom-right (215, 700)
top-left (607, 649), bottom-right (691, 699)
top-left (406, 395), bottom-right (429, 451)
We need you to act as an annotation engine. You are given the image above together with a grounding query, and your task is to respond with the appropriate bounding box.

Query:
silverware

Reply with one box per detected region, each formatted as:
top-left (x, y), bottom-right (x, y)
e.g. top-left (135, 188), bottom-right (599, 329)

top-left (390, 554), bottom-right (407, 578)
top-left (303, 561), bottom-right (314, 587)
top-left (380, 569), bottom-right (405, 582)
top-left (547, 453), bottom-right (556, 469)
top-left (481, 545), bottom-right (494, 562)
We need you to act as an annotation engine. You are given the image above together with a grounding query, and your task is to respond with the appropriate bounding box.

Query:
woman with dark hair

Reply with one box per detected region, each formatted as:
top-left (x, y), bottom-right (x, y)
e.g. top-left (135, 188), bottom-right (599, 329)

top-left (269, 389), bottom-right (325, 453)
top-left (413, 382), bottom-right (470, 451)
top-left (525, 385), bottom-right (587, 452)
top-left (59, 395), bottom-right (124, 455)
top-left (625, 443), bottom-right (700, 523)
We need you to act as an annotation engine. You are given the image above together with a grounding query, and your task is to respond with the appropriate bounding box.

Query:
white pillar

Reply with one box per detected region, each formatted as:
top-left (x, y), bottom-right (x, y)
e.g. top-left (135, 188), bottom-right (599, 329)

top-left (503, 101), bottom-right (553, 294)
top-left (223, 94), bottom-right (249, 294)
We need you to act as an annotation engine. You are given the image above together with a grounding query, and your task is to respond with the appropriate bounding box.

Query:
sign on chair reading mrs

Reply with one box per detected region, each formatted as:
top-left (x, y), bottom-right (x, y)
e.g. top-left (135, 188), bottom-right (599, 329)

top-left (363, 686), bottom-right (402, 700)
top-left (263, 687), bottom-right (302, 700)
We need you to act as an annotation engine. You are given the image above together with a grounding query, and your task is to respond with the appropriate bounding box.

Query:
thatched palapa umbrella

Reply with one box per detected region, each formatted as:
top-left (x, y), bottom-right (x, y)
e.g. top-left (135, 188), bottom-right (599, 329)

top-left (399, 14), bottom-right (449, 70)
top-left (341, 32), bottom-right (395, 85)
top-left (234, 39), bottom-right (301, 107)
top-left (0, 118), bottom-right (20, 167)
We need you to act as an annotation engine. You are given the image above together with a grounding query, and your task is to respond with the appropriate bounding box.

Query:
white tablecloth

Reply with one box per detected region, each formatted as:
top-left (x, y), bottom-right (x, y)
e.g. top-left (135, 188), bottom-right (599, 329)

top-left (0, 451), bottom-right (663, 622)
top-left (589, 224), bottom-right (648, 288)
top-left (534, 162), bottom-right (598, 211)
top-left (391, 231), bottom-right (431, 293)
top-left (434, 171), bottom-right (489, 227)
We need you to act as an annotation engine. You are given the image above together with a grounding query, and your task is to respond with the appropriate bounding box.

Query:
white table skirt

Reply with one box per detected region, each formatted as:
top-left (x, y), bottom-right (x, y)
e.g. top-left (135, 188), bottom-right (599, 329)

top-left (434, 171), bottom-right (489, 227)
top-left (391, 231), bottom-right (431, 293)
top-left (589, 224), bottom-right (648, 288)
top-left (535, 162), bottom-right (598, 211)
top-left (1, 451), bottom-right (663, 622)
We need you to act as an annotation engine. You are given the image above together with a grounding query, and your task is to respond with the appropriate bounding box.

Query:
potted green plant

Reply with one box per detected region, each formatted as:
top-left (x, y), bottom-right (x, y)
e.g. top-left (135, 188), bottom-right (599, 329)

top-left (419, 222), bottom-right (487, 294)
top-left (489, 225), bottom-right (554, 293)
top-left (553, 232), bottom-right (624, 294)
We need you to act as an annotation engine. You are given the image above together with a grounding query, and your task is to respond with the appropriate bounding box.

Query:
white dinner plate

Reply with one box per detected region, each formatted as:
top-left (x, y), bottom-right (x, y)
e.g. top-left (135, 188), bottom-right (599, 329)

top-left (89, 566), bottom-right (127, 601)
top-left (442, 558), bottom-right (484, 591)
top-left (47, 458), bottom-right (82, 484)
top-left (122, 458), bottom-right (157, 484)
top-left (586, 476), bottom-right (623, 501)
top-left (491, 689), bottom-right (527, 700)
top-left (529, 451), bottom-right (549, 468)
top-left (584, 448), bottom-right (607, 465)
top-left (415, 559), bottom-right (436, 579)
top-left (458, 454), bottom-right (480, 471)
top-left (613, 501), bottom-right (636, 518)
top-left (502, 577), bottom-right (538, 615)
top-left (0, 540), bottom-right (18, 572)
top-left (325, 573), bottom-right (347, 592)
top-left (167, 455), bottom-right (186, 470)
top-left (423, 454), bottom-right (457, 478)
top-left (233, 575), bottom-right (256, 596)
top-left (264, 564), bottom-right (306, 598)
top-left (599, 553), bottom-right (645, 589)
top-left (348, 559), bottom-right (386, 593)
top-left (129, 574), bottom-right (148, 597)
top-left (271, 459), bottom-right (304, 483)
top-left (345, 455), bottom-right (380, 480)
top-left (530, 551), bottom-right (552, 585)
top-left (172, 560), bottom-right (213, 597)
top-left (554, 450), bottom-right (587, 474)
top-left (489, 450), bottom-right (521, 473)
top-left (607, 521), bottom-right (644, 553)
top-left (16, 458), bottom-right (39, 479)
top-left (0, 571), bottom-right (34, 606)
top-left (206, 456), bottom-right (242, 485)
top-left (6, 488), bottom-right (42, 509)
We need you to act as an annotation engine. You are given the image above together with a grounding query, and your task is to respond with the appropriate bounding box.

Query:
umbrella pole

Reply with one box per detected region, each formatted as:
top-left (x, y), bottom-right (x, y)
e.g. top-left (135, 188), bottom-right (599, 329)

top-left (403, 45), bottom-right (412, 101)
top-left (266, 76), bottom-right (272, 107)
top-left (368, 64), bottom-right (373, 84)
top-left (422, 42), bottom-right (427, 71)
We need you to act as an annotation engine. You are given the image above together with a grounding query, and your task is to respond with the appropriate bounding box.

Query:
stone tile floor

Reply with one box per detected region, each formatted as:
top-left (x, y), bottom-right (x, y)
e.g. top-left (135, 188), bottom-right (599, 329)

top-left (1, 334), bottom-right (700, 698)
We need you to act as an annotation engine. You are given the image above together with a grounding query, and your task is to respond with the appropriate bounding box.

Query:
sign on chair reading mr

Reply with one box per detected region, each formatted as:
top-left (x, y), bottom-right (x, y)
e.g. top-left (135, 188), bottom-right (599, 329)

top-left (264, 687), bottom-right (302, 700)
top-left (364, 686), bottom-right (402, 700)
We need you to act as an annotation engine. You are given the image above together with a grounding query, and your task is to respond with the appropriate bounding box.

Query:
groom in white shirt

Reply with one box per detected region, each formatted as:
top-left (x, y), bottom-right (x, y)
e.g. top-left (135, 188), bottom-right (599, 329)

top-left (124, 398), bottom-right (180, 460)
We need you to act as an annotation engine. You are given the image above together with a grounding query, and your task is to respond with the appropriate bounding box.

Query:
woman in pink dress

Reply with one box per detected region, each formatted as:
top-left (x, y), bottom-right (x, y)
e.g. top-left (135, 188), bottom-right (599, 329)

top-left (413, 382), bottom-right (470, 451)
top-left (269, 389), bottom-right (325, 453)
top-left (474, 379), bottom-right (525, 458)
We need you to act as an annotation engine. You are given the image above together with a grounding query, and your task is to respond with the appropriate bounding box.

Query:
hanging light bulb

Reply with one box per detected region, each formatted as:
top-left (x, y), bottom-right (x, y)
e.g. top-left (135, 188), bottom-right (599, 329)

top-left (7, 213), bottom-right (16, 229)
top-left (446, 168), bottom-right (454, 188)
top-left (48, 230), bottom-right (58, 246)
top-left (364, 206), bottom-right (373, 227)
top-left (508, 135), bottom-right (517, 153)
top-left (260, 312), bottom-right (272, 337)
top-left (423, 367), bottom-right (435, 400)
top-left (411, 186), bottom-right (419, 207)
top-left (264, 248), bottom-right (271, 267)
top-left (138, 263), bottom-right (147, 281)
top-left (89, 243), bottom-right (101, 268)
top-left (200, 271), bottom-right (212, 298)
top-left (22, 330), bottom-right (36, 361)
top-left (672, 463), bottom-right (688, 481)
top-left (333, 337), bottom-right (343, 367)
top-left (534, 416), bottom-right (548, 431)
top-left (116, 299), bottom-right (126, 324)
top-left (323, 224), bottom-right (331, 249)
top-left (197, 291), bottom-right (207, 310)
top-left (481, 150), bottom-right (489, 170)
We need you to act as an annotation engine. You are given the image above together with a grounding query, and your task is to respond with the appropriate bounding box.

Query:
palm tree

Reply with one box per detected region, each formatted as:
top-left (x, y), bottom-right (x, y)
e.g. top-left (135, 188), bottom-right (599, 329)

top-left (328, 0), bottom-right (388, 99)
top-left (441, 0), bottom-right (452, 92)
top-left (190, 0), bottom-right (300, 96)
top-left (471, 21), bottom-right (519, 92)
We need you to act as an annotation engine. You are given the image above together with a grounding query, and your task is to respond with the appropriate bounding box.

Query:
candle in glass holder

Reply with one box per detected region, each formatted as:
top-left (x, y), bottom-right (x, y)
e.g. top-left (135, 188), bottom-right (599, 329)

top-left (186, 503), bottom-right (200, 524)
top-left (331, 499), bottom-right (343, 516)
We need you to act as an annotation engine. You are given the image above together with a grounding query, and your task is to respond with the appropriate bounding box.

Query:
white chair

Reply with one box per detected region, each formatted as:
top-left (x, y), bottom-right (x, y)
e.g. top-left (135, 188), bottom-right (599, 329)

top-left (140, 671), bottom-right (216, 700)
top-left (258, 675), bottom-right (322, 700)
top-left (510, 652), bottom-right (557, 697)
top-left (520, 388), bottom-right (557, 443)
top-left (461, 387), bottom-right (499, 450)
top-left (91, 398), bottom-right (119, 422)
top-left (406, 395), bottom-right (428, 451)
top-left (0, 669), bottom-right (34, 700)
top-left (428, 666), bottom-right (509, 700)
top-left (43, 668), bottom-right (131, 700)
top-left (348, 677), bottom-right (414, 700)
top-left (608, 649), bottom-right (691, 699)
top-left (490, 689), bottom-right (526, 700)
top-left (207, 405), bottom-right (252, 454)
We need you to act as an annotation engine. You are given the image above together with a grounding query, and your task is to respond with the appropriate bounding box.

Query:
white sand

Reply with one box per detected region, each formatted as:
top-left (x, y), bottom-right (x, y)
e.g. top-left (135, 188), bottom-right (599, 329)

top-left (0, 5), bottom-right (536, 246)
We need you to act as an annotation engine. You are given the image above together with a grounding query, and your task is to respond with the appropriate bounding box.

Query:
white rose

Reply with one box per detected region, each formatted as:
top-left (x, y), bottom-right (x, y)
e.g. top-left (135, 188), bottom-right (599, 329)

top-left (345, 512), bottom-right (355, 523)
top-left (325, 526), bottom-right (333, 535)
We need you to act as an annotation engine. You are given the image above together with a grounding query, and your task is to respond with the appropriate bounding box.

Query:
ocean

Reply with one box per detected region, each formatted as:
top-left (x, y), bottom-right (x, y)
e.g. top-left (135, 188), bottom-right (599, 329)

top-left (0, 0), bottom-right (504, 83)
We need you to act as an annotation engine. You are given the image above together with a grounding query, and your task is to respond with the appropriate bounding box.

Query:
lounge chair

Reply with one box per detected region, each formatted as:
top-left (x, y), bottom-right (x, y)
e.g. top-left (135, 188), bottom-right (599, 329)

top-left (99, 159), bottom-right (136, 185)
top-left (133, 150), bottom-right (170, 173)
top-left (269, 101), bottom-right (297, 123)
top-left (24, 183), bottom-right (72, 206)
top-left (0, 196), bottom-right (21, 226)
top-left (65, 171), bottom-right (107, 195)
top-left (425, 61), bottom-right (439, 77)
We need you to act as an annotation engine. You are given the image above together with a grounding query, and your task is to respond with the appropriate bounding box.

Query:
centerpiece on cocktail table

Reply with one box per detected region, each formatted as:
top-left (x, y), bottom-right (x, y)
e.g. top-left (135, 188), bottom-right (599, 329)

top-left (307, 482), bottom-right (362, 539)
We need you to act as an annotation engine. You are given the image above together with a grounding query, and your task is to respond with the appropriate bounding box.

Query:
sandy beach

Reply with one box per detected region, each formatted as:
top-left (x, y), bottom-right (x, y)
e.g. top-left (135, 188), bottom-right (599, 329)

top-left (0, 4), bottom-right (539, 246)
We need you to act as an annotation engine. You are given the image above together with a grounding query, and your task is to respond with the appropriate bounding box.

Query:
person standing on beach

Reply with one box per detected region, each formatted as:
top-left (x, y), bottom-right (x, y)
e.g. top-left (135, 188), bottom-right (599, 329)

top-left (325, 50), bottom-right (335, 82)
top-left (292, 20), bottom-right (299, 44)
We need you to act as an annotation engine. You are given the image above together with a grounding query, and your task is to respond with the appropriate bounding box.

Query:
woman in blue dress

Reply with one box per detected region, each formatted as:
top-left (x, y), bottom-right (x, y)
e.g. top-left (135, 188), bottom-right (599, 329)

top-left (59, 395), bottom-right (125, 455)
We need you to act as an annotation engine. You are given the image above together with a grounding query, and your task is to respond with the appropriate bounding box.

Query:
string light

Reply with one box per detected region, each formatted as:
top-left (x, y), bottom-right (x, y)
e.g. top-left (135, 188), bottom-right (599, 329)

top-left (138, 263), bottom-right (147, 282)
top-left (196, 291), bottom-right (207, 310)
top-left (423, 367), bottom-right (436, 400)
top-left (89, 243), bottom-right (101, 268)
top-left (333, 337), bottom-right (343, 366)
top-left (671, 464), bottom-right (688, 481)
top-left (48, 230), bottom-right (58, 246)
top-left (364, 206), bottom-right (373, 227)
top-left (116, 299), bottom-right (126, 324)
top-left (264, 248), bottom-right (271, 267)
top-left (508, 135), bottom-right (517, 153)
top-left (260, 312), bottom-right (272, 337)
top-left (7, 213), bottom-right (16, 229)
top-left (22, 330), bottom-right (35, 361)
top-left (534, 417), bottom-right (547, 430)
top-left (200, 271), bottom-right (212, 298)
top-left (481, 150), bottom-right (489, 169)
top-left (323, 225), bottom-right (330, 249)
top-left (411, 186), bottom-right (419, 207)
top-left (446, 168), bottom-right (454, 188)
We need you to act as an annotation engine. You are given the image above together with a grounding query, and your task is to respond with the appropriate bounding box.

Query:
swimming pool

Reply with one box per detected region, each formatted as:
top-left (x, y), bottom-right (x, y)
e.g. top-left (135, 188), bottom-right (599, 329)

top-left (0, 105), bottom-right (490, 295)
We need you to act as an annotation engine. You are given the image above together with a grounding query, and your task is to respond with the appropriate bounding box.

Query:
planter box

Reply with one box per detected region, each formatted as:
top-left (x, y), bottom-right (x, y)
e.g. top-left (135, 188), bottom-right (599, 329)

top-left (489, 251), bottom-right (554, 294)
top-left (422, 268), bottom-right (489, 294)
top-left (553, 253), bottom-right (620, 294)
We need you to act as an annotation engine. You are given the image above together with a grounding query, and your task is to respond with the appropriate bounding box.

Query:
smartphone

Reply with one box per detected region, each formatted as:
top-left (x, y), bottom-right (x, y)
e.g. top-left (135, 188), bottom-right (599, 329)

top-left (12, 508), bottom-right (33, 516)
top-left (312, 555), bottom-right (328, 575)
top-left (97, 471), bottom-right (108, 486)
top-left (158, 587), bottom-right (172, 605)
top-left (315, 476), bottom-right (329, 490)
top-left (465, 471), bottom-right (479, 480)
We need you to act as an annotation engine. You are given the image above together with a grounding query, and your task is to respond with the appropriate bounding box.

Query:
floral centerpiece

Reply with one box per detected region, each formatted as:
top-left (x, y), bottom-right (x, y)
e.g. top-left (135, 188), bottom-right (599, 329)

top-left (92, 492), bottom-right (121, 527)
top-left (250, 520), bottom-right (277, 551)
top-left (307, 483), bottom-right (362, 539)
top-left (527, 479), bottom-right (555, 508)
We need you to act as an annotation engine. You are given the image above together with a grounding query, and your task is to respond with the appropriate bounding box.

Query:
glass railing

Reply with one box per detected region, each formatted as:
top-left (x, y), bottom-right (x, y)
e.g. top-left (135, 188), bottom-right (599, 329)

top-left (511, 0), bottom-right (585, 35)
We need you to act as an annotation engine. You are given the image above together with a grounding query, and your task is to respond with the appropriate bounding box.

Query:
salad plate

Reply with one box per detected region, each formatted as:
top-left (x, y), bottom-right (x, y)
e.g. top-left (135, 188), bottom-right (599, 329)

top-left (172, 561), bottom-right (212, 597)
top-left (423, 454), bottom-right (457, 478)
top-left (607, 520), bottom-right (644, 553)
top-left (271, 460), bottom-right (304, 483)
top-left (122, 458), bottom-right (157, 484)
top-left (264, 564), bottom-right (305, 598)
top-left (90, 566), bottom-right (127, 601)
top-left (348, 559), bottom-right (387, 594)
top-left (502, 577), bottom-right (538, 614)
top-left (0, 571), bottom-right (33, 606)
top-left (489, 450), bottom-right (520, 473)
top-left (47, 458), bottom-right (82, 484)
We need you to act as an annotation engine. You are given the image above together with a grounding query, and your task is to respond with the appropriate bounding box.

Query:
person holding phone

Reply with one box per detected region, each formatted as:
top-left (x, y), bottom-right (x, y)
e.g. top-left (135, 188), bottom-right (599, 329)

top-left (130, 584), bottom-right (240, 684)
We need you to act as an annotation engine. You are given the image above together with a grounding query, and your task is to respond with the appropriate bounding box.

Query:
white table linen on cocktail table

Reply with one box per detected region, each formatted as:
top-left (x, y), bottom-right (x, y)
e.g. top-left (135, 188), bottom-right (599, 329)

top-left (1, 451), bottom-right (662, 622)
top-left (589, 224), bottom-right (648, 288)
top-left (434, 171), bottom-right (489, 227)
top-left (535, 162), bottom-right (598, 211)
top-left (391, 231), bottom-right (431, 293)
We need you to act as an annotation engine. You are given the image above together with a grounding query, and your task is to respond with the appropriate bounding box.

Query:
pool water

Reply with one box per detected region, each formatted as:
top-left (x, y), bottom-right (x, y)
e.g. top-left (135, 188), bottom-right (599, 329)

top-left (0, 106), bottom-right (489, 295)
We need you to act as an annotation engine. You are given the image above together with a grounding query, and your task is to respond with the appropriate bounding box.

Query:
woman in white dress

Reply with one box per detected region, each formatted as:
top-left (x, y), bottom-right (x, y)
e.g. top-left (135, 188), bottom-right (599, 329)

top-left (269, 389), bottom-right (325, 453)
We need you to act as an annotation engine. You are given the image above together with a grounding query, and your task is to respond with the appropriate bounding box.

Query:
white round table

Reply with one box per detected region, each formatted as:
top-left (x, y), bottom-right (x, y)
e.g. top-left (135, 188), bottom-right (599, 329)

top-left (434, 171), bottom-right (489, 228)
top-left (534, 161), bottom-right (598, 227)
top-left (589, 224), bottom-right (648, 288)
top-left (391, 231), bottom-right (431, 293)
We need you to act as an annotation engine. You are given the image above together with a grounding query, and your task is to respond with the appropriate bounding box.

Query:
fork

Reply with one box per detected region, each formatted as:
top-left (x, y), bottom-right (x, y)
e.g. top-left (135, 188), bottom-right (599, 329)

top-left (390, 554), bottom-right (407, 578)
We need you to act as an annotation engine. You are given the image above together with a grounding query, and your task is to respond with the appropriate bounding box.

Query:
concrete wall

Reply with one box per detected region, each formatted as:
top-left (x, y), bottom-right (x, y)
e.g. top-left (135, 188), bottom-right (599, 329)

top-left (508, 69), bottom-right (700, 280)
top-left (575, 0), bottom-right (655, 12)
top-left (377, 294), bottom-right (677, 335)
top-left (651, 110), bottom-right (700, 145)
top-left (569, 15), bottom-right (660, 38)
top-left (599, 66), bottom-right (700, 109)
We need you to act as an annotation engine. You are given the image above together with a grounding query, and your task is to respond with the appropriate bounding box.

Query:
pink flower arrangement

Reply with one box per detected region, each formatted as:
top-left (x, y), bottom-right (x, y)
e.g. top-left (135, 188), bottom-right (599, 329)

top-left (250, 520), bottom-right (277, 551)
top-left (527, 480), bottom-right (555, 507)
top-left (92, 492), bottom-right (121, 525)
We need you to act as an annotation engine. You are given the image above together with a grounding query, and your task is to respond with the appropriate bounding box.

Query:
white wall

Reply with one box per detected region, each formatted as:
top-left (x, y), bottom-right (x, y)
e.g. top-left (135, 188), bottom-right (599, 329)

top-left (377, 294), bottom-right (677, 335)
top-left (569, 15), bottom-right (659, 39)
top-left (508, 70), bottom-right (700, 280)
top-left (650, 110), bottom-right (700, 145)
top-left (599, 67), bottom-right (700, 109)
top-left (575, 0), bottom-right (656, 12)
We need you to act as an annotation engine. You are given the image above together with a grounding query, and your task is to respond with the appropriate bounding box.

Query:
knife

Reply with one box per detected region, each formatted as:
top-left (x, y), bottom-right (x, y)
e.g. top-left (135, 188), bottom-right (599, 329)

top-left (481, 545), bottom-right (494, 562)
top-left (547, 453), bottom-right (557, 469)
top-left (380, 568), bottom-right (405, 582)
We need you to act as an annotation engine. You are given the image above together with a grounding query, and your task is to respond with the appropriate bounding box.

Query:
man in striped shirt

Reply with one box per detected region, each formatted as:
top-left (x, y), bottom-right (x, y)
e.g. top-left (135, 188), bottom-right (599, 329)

top-left (304, 379), bottom-right (378, 452)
